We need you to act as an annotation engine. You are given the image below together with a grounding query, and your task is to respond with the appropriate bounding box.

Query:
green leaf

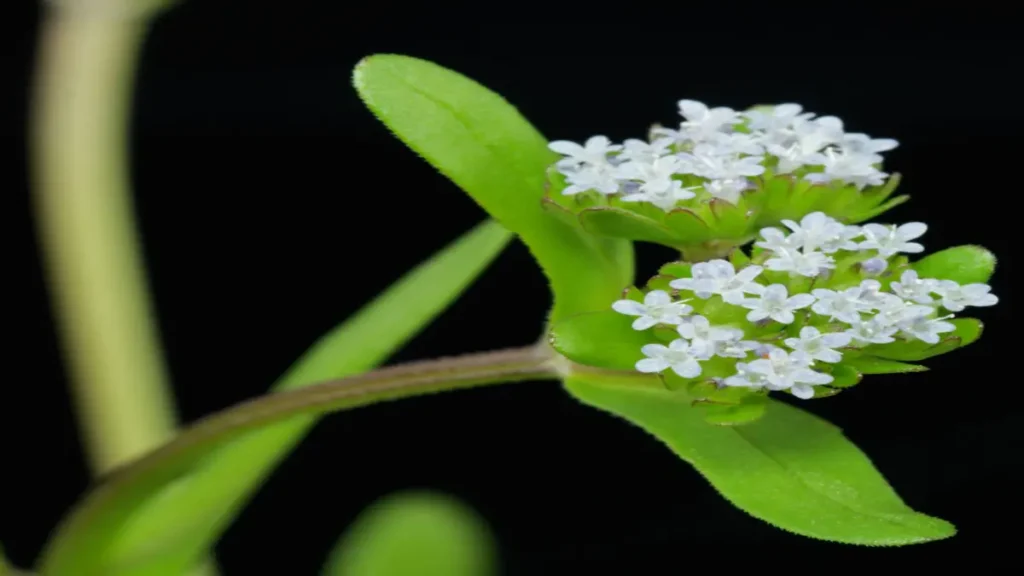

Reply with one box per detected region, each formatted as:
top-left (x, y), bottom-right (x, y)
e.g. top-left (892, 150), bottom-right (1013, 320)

top-left (839, 356), bottom-right (928, 375)
top-left (323, 491), bottom-right (495, 576)
top-left (912, 245), bottom-right (997, 284)
top-left (549, 311), bottom-right (649, 371)
top-left (578, 207), bottom-right (680, 246)
top-left (951, 317), bottom-right (983, 346)
top-left (40, 221), bottom-right (517, 576)
top-left (864, 319), bottom-right (980, 362)
top-left (563, 372), bottom-right (955, 545)
top-left (353, 54), bottom-right (632, 321)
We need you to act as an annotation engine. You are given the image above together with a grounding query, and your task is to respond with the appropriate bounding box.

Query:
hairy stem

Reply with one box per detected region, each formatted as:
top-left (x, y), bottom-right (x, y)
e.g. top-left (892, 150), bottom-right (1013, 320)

top-left (40, 346), bottom-right (561, 574)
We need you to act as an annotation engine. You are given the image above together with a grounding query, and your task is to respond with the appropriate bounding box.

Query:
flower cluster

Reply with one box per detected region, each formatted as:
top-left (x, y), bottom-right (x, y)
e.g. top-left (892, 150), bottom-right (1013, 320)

top-left (611, 212), bottom-right (997, 400)
top-left (548, 101), bottom-right (896, 210)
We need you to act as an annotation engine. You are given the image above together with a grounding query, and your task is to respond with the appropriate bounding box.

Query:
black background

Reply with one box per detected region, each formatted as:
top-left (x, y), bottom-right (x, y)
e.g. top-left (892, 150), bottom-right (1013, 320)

top-left (8, 1), bottom-right (1016, 573)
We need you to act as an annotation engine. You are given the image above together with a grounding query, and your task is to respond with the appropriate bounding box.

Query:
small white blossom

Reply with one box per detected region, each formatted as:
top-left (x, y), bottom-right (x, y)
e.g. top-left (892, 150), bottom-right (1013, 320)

top-left (839, 133), bottom-right (898, 157)
top-left (612, 290), bottom-right (693, 330)
top-left (671, 260), bottom-right (765, 303)
top-left (889, 270), bottom-right (938, 304)
top-left (617, 156), bottom-right (682, 193)
top-left (617, 138), bottom-right (674, 164)
top-left (764, 247), bottom-right (836, 277)
top-left (897, 313), bottom-right (956, 344)
top-left (845, 316), bottom-right (899, 344)
top-left (859, 257), bottom-right (888, 275)
top-left (680, 144), bottom-right (766, 180)
top-left (723, 361), bottom-right (769, 390)
top-left (780, 212), bottom-right (861, 253)
top-left (804, 147), bottom-right (888, 189)
top-left (755, 227), bottom-right (804, 253)
top-left (703, 178), bottom-right (751, 204)
top-left (810, 286), bottom-right (874, 324)
top-left (712, 332), bottom-right (754, 359)
top-left (677, 315), bottom-right (741, 358)
top-left (858, 222), bottom-right (927, 258)
top-left (932, 280), bottom-right (999, 312)
top-left (549, 136), bottom-right (622, 170)
top-left (744, 103), bottom-right (814, 134)
top-left (620, 180), bottom-right (699, 211)
top-left (871, 292), bottom-right (933, 326)
top-left (636, 339), bottom-right (703, 378)
top-left (561, 164), bottom-right (621, 195)
top-left (677, 99), bottom-right (743, 140)
top-left (745, 348), bottom-right (834, 399)
top-left (706, 131), bottom-right (765, 156)
top-left (784, 326), bottom-right (851, 363)
top-left (740, 284), bottom-right (815, 324)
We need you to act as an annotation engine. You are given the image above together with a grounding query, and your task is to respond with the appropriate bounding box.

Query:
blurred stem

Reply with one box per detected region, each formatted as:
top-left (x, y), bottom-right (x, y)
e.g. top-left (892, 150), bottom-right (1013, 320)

top-left (30, 3), bottom-right (218, 575)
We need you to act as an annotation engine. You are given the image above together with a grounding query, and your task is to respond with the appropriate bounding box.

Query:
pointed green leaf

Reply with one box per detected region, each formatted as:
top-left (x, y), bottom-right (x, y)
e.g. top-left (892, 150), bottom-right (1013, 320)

top-left (322, 491), bottom-right (495, 576)
top-left (564, 372), bottom-right (955, 545)
top-left (353, 54), bottom-right (632, 321)
top-left (848, 195), bottom-right (910, 223)
top-left (39, 221), bottom-right (518, 576)
top-left (951, 317), bottom-right (983, 346)
top-left (826, 364), bottom-right (863, 388)
top-left (912, 245), bottom-right (997, 284)
top-left (664, 209), bottom-right (714, 243)
top-left (839, 356), bottom-right (928, 375)
top-left (549, 311), bottom-right (649, 370)
top-left (863, 337), bottom-right (961, 362)
top-left (578, 207), bottom-right (680, 246)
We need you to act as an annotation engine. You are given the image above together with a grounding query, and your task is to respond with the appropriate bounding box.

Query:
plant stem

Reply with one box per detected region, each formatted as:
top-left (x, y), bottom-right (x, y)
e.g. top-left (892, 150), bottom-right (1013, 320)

top-left (29, 3), bottom-right (217, 575)
top-left (41, 346), bottom-right (561, 574)
top-left (30, 0), bottom-right (177, 476)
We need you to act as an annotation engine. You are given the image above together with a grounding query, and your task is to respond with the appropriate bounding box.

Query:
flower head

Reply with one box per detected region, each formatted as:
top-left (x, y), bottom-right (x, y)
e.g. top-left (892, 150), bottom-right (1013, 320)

top-left (612, 289), bottom-right (693, 330)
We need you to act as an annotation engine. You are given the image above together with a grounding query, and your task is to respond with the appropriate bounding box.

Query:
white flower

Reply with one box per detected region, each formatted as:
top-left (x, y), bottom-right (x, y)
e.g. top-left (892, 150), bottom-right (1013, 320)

top-left (677, 99), bottom-right (743, 140)
top-left (617, 138), bottom-right (674, 164)
top-left (810, 286), bottom-right (874, 324)
top-left (723, 361), bottom-right (769, 390)
top-left (680, 144), bottom-right (766, 180)
top-left (703, 178), bottom-right (751, 204)
top-left (780, 212), bottom-right (859, 253)
top-left (784, 326), bottom-right (851, 363)
top-left (932, 280), bottom-right (999, 312)
top-left (755, 227), bottom-right (804, 253)
top-left (712, 332), bottom-right (754, 359)
top-left (741, 284), bottom-right (815, 324)
top-left (620, 180), bottom-right (699, 211)
top-left (845, 316), bottom-right (899, 345)
top-left (612, 289), bottom-right (693, 330)
top-left (561, 164), bottom-right (621, 195)
top-left (804, 147), bottom-right (888, 190)
top-left (548, 136), bottom-right (622, 170)
top-left (764, 248), bottom-right (836, 277)
top-left (617, 156), bottom-right (682, 192)
top-left (859, 257), bottom-right (888, 275)
top-left (839, 133), bottom-right (898, 157)
top-left (671, 260), bottom-right (765, 303)
top-left (636, 339), bottom-right (703, 378)
top-left (745, 349), bottom-right (834, 399)
top-left (677, 315), bottom-right (741, 358)
top-left (706, 131), bottom-right (765, 156)
top-left (871, 293), bottom-right (933, 326)
top-left (897, 314), bottom-right (956, 344)
top-left (858, 222), bottom-right (927, 258)
top-left (889, 269), bottom-right (937, 304)
top-left (744, 103), bottom-right (814, 134)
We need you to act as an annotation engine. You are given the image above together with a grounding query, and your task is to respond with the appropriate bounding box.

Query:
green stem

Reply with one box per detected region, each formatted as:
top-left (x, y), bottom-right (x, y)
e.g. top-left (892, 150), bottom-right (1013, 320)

top-left (29, 3), bottom-right (217, 575)
top-left (40, 346), bottom-right (561, 575)
top-left (30, 0), bottom-right (176, 478)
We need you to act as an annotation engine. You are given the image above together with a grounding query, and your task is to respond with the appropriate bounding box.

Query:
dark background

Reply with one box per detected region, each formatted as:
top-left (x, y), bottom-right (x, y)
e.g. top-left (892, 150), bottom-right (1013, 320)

top-left (8, 1), bottom-right (1016, 573)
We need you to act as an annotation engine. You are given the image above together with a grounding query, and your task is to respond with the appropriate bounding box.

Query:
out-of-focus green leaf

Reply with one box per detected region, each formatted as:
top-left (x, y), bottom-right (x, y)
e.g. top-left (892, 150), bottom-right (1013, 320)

top-left (323, 491), bottom-right (496, 576)
top-left (40, 221), bottom-right (521, 576)
top-left (563, 372), bottom-right (955, 545)
top-left (353, 54), bottom-right (632, 322)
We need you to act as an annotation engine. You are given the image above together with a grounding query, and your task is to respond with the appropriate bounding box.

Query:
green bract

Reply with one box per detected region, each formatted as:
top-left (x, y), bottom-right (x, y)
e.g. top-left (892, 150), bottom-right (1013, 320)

top-left (546, 168), bottom-right (906, 257)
